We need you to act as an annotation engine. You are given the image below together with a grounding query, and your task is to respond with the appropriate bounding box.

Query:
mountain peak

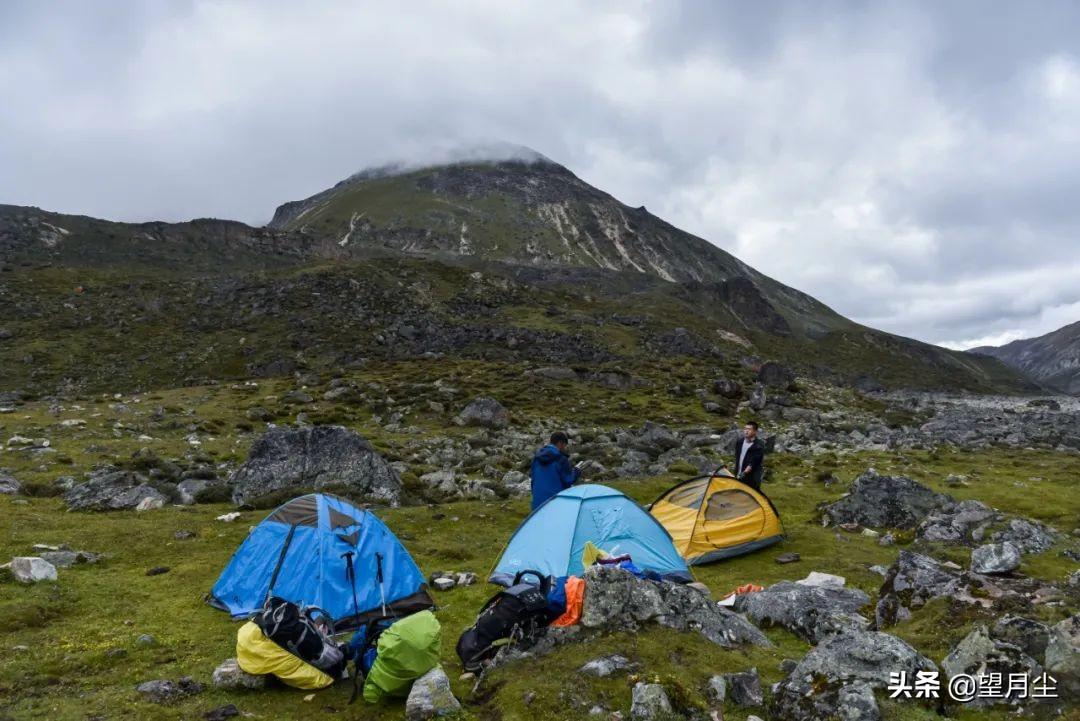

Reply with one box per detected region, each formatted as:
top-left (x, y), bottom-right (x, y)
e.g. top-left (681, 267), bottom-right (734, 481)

top-left (346, 142), bottom-right (559, 183)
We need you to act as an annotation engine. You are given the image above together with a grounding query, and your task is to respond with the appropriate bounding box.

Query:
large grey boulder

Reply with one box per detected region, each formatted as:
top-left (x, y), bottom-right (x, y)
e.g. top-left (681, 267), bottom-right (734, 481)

top-left (211, 658), bottom-right (265, 690)
top-left (757, 361), bottom-right (795, 389)
top-left (581, 565), bottom-right (769, 648)
top-left (405, 666), bottom-right (460, 721)
top-left (734, 580), bottom-right (869, 643)
top-left (230, 425), bottom-right (401, 506)
top-left (970, 542), bottom-right (1021, 574)
top-left (942, 626), bottom-right (1043, 707)
top-left (11, 556), bottom-right (58, 583)
top-left (0, 470), bottom-right (21, 495)
top-left (629, 422), bottom-right (680, 456)
top-left (991, 616), bottom-right (1051, 662)
top-left (992, 518), bottom-right (1059, 554)
top-left (771, 631), bottom-right (935, 721)
top-left (454, 397), bottom-right (509, 429)
top-left (820, 469), bottom-right (951, 530)
top-left (1045, 614), bottom-right (1080, 698)
top-left (721, 668), bottom-right (763, 707)
top-left (64, 468), bottom-right (168, 512)
top-left (630, 682), bottom-right (672, 719)
top-left (917, 499), bottom-right (998, 544)
top-left (875, 551), bottom-right (965, 627)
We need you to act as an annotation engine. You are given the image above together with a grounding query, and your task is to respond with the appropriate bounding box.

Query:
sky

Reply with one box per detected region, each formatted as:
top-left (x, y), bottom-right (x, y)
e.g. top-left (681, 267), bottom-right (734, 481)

top-left (2, 0), bottom-right (1079, 349)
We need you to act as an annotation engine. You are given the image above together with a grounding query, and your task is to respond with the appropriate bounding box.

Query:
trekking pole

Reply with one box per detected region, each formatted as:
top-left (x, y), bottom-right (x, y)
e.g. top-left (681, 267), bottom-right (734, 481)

top-left (375, 552), bottom-right (388, 618)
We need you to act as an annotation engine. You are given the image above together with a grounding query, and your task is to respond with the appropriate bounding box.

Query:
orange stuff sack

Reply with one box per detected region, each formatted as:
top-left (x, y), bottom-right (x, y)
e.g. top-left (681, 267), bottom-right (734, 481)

top-left (551, 576), bottom-right (585, 627)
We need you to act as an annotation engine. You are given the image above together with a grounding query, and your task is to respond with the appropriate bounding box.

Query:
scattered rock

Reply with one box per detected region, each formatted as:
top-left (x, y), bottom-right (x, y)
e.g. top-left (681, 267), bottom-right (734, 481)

top-left (174, 530), bottom-right (197, 540)
top-left (797, 571), bottom-right (845, 588)
top-left (216, 512), bottom-right (242, 522)
top-left (135, 496), bottom-right (165, 512)
top-left (941, 625), bottom-right (1043, 706)
top-left (204, 704), bottom-right (240, 721)
top-left (820, 469), bottom-right (951, 530)
top-left (713, 377), bottom-right (742, 399)
top-left (0, 471), bottom-right (21, 495)
top-left (734, 580), bottom-right (869, 643)
top-left (1045, 614), bottom-right (1080, 697)
top-left (40, 549), bottom-right (99, 568)
top-left (875, 551), bottom-right (964, 627)
top-left (146, 566), bottom-right (170, 576)
top-left (581, 565), bottom-right (769, 648)
top-left (229, 425), bottom-right (401, 506)
top-left (970, 542), bottom-right (1021, 574)
top-left (211, 658), bottom-right (266, 690)
top-left (917, 499), bottom-right (997, 544)
top-left (771, 631), bottom-right (935, 721)
top-left (757, 361), bottom-right (795, 389)
top-left (455, 397), bottom-right (509, 429)
top-left (721, 668), bottom-right (763, 707)
top-left (137, 634), bottom-right (157, 647)
top-left (64, 468), bottom-right (168, 512)
top-left (706, 675), bottom-right (726, 702)
top-left (405, 666), bottom-right (461, 721)
top-left (579, 654), bottom-right (634, 678)
top-left (991, 616), bottom-right (1050, 661)
top-left (135, 677), bottom-right (203, 704)
top-left (774, 552), bottom-right (800, 564)
top-left (992, 518), bottom-right (1059, 554)
top-left (10, 556), bottom-right (57, 583)
top-left (629, 422), bottom-right (680, 456)
top-left (630, 682), bottom-right (672, 720)
top-left (432, 577), bottom-right (455, 592)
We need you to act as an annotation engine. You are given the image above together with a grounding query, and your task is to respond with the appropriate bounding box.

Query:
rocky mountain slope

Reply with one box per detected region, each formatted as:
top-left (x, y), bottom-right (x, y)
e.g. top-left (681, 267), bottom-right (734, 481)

top-left (971, 320), bottom-right (1080, 394)
top-left (0, 153), bottom-right (1033, 396)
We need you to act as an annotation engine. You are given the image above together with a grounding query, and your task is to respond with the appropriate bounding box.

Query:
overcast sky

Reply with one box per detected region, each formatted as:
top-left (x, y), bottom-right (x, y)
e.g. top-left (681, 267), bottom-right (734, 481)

top-left (2, 1), bottom-right (1079, 349)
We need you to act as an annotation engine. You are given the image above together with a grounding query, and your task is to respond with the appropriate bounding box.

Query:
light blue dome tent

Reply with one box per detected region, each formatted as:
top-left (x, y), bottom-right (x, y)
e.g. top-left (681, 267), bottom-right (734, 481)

top-left (489, 484), bottom-right (692, 586)
top-left (208, 494), bottom-right (433, 629)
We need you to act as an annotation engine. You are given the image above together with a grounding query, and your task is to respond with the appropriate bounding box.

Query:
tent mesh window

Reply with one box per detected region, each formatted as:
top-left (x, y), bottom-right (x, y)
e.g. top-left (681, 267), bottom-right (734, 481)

top-left (704, 489), bottom-right (761, 521)
top-left (665, 480), bottom-right (708, 509)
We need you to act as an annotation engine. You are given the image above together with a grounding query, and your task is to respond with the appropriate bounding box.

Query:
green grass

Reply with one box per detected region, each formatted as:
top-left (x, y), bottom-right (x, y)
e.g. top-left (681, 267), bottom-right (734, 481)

top-left (3, 434), bottom-right (1079, 719)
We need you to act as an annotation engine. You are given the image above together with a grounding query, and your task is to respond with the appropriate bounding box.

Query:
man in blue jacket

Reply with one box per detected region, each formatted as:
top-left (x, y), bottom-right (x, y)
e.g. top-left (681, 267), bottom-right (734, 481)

top-left (530, 431), bottom-right (581, 510)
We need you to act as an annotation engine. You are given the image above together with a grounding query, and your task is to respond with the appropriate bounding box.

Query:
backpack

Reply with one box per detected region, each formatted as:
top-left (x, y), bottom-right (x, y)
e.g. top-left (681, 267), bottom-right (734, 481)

top-left (252, 597), bottom-right (347, 677)
top-left (456, 570), bottom-right (552, 672)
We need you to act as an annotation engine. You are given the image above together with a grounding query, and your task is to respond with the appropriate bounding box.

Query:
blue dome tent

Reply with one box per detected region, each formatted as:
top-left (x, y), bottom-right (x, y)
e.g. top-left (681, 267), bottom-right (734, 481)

top-left (208, 494), bottom-right (432, 629)
top-left (490, 484), bottom-right (692, 586)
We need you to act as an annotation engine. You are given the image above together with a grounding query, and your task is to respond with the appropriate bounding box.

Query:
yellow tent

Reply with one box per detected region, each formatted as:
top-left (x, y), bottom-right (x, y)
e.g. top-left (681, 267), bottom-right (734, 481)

top-left (649, 471), bottom-right (784, 565)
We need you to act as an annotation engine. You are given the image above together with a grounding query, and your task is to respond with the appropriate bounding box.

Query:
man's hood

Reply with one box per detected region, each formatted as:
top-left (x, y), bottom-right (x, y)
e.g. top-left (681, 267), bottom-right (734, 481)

top-left (534, 444), bottom-right (565, 465)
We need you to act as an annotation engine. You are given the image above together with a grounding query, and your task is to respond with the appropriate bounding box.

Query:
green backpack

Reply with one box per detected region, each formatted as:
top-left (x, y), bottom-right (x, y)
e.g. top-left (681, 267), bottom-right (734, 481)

top-left (362, 610), bottom-right (441, 703)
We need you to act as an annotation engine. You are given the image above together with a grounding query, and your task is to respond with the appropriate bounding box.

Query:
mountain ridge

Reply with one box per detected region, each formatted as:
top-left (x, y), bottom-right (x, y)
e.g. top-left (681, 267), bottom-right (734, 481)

top-left (0, 153), bottom-right (1037, 396)
top-left (970, 320), bottom-right (1080, 394)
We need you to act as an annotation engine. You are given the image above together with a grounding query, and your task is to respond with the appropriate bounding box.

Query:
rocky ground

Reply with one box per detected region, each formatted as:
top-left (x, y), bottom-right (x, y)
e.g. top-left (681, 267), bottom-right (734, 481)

top-left (1, 361), bottom-right (1079, 720)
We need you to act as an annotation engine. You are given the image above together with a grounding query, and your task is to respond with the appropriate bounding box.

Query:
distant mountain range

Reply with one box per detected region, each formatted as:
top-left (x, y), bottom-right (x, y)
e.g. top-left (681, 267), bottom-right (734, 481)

top-left (0, 150), bottom-right (1033, 395)
top-left (970, 320), bottom-right (1080, 395)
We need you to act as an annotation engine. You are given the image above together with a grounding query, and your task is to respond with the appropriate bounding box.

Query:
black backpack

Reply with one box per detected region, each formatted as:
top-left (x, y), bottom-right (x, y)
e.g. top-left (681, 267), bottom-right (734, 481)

top-left (253, 597), bottom-right (347, 677)
top-left (456, 570), bottom-right (551, 672)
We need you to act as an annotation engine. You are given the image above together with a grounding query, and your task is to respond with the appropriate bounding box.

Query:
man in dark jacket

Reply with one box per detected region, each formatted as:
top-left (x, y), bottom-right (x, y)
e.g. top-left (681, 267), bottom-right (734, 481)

top-left (731, 421), bottom-right (765, 491)
top-left (530, 431), bottom-right (581, 510)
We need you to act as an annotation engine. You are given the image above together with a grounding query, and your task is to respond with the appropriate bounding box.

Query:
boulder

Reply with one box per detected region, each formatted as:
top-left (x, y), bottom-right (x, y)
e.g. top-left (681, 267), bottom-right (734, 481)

top-left (405, 666), bottom-right (460, 721)
top-left (713, 377), bottom-right (742, 399)
top-left (1045, 614), bottom-right (1080, 697)
top-left (529, 367), bottom-right (580, 381)
top-left (211, 658), bottom-right (266, 690)
top-left (875, 551), bottom-right (964, 627)
top-left (771, 631), bottom-right (935, 721)
top-left (734, 580), bottom-right (869, 643)
top-left (630, 422), bottom-right (680, 456)
top-left (721, 668), bottom-right (763, 707)
top-left (10, 556), bottom-right (58, 583)
top-left (757, 361), bottom-right (795, 389)
top-left (455, 397), bottom-right (509, 429)
top-left (64, 468), bottom-right (168, 512)
top-left (581, 565), bottom-right (769, 648)
top-left (917, 500), bottom-right (998, 544)
top-left (748, 384), bottom-right (767, 410)
top-left (820, 469), bottom-right (951, 530)
top-left (579, 654), bottom-right (634, 678)
top-left (991, 616), bottom-right (1050, 661)
top-left (40, 549), bottom-right (99, 568)
top-left (992, 518), bottom-right (1059, 554)
top-left (941, 626), bottom-right (1043, 706)
top-left (0, 471), bottom-right (20, 495)
top-left (630, 683), bottom-right (672, 720)
top-left (970, 542), bottom-right (1021, 574)
top-left (229, 425), bottom-right (401, 506)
